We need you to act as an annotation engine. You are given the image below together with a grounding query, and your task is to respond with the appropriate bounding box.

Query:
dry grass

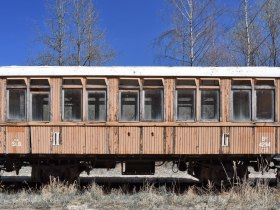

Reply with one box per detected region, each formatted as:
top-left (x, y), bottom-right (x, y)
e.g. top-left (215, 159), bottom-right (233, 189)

top-left (0, 179), bottom-right (279, 209)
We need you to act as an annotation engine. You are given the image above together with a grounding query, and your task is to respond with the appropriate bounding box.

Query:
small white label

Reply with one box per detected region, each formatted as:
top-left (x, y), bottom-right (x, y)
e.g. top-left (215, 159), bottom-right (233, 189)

top-left (11, 139), bottom-right (22, 147)
top-left (52, 132), bottom-right (60, 146)
top-left (259, 136), bottom-right (270, 147)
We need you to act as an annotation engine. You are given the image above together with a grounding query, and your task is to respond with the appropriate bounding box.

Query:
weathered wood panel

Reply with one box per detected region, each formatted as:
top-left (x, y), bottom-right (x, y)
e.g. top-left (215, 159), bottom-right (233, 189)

top-left (142, 127), bottom-right (164, 154)
top-left (254, 127), bottom-right (275, 154)
top-left (118, 127), bottom-right (140, 154)
top-left (5, 127), bottom-right (29, 154)
top-left (164, 79), bottom-right (175, 122)
top-left (108, 78), bottom-right (118, 122)
top-left (31, 126), bottom-right (51, 154)
top-left (50, 78), bottom-right (61, 122)
top-left (85, 127), bottom-right (107, 154)
top-left (109, 127), bottom-right (119, 154)
top-left (165, 127), bottom-right (174, 154)
top-left (0, 127), bottom-right (5, 154)
top-left (198, 127), bottom-right (220, 154)
top-left (175, 127), bottom-right (199, 154)
top-left (230, 127), bottom-right (254, 154)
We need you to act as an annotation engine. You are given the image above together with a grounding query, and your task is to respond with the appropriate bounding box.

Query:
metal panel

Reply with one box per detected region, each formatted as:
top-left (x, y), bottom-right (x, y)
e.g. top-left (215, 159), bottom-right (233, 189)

top-left (31, 126), bottom-right (51, 154)
top-left (255, 127), bottom-right (275, 154)
top-left (85, 127), bottom-right (107, 154)
top-left (5, 126), bottom-right (29, 154)
top-left (142, 127), bottom-right (164, 154)
top-left (230, 127), bottom-right (254, 154)
top-left (118, 127), bottom-right (140, 154)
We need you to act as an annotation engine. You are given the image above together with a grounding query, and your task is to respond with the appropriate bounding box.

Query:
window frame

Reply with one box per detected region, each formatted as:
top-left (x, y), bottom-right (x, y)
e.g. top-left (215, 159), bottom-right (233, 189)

top-left (199, 79), bottom-right (220, 122)
top-left (6, 88), bottom-right (27, 122)
top-left (86, 89), bottom-right (107, 122)
top-left (175, 78), bottom-right (197, 122)
top-left (62, 88), bottom-right (83, 122)
top-left (254, 79), bottom-right (275, 122)
top-left (142, 78), bottom-right (164, 122)
top-left (119, 90), bottom-right (140, 122)
top-left (30, 91), bottom-right (51, 122)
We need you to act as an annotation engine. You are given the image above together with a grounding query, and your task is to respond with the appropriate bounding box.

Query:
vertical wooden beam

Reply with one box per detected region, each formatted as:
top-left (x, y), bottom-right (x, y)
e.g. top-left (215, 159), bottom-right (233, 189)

top-left (108, 78), bottom-right (119, 122)
top-left (51, 78), bottom-right (61, 122)
top-left (164, 78), bottom-right (175, 122)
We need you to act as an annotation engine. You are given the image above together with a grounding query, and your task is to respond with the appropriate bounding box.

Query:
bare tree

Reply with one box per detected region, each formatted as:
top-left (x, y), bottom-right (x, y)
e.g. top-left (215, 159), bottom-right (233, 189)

top-left (35, 0), bottom-right (69, 66)
top-left (155, 0), bottom-right (223, 66)
top-left (259, 0), bottom-right (280, 66)
top-left (33, 0), bottom-right (114, 66)
top-left (70, 0), bottom-right (114, 66)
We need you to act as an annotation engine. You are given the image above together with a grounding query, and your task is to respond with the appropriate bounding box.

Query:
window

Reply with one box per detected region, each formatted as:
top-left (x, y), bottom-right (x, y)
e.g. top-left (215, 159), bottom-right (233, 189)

top-left (231, 80), bottom-right (251, 121)
top-left (201, 90), bottom-right (219, 121)
top-left (143, 79), bottom-right (164, 121)
top-left (62, 78), bottom-right (83, 121)
top-left (63, 89), bottom-right (82, 121)
top-left (88, 91), bottom-right (106, 121)
top-left (255, 80), bottom-right (274, 121)
top-left (176, 79), bottom-right (196, 121)
top-left (7, 79), bottom-right (26, 121)
top-left (200, 79), bottom-right (220, 121)
top-left (177, 90), bottom-right (195, 121)
top-left (87, 78), bottom-right (107, 122)
top-left (119, 79), bottom-right (139, 122)
top-left (30, 79), bottom-right (50, 121)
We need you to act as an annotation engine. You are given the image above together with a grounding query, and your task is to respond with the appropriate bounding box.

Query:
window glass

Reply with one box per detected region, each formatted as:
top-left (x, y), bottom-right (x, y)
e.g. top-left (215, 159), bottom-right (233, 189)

top-left (232, 90), bottom-right (251, 121)
top-left (120, 91), bottom-right (139, 121)
top-left (256, 90), bottom-right (274, 120)
top-left (177, 90), bottom-right (195, 121)
top-left (8, 89), bottom-right (26, 121)
top-left (201, 90), bottom-right (219, 121)
top-left (88, 91), bottom-right (106, 121)
top-left (144, 90), bottom-right (163, 121)
top-left (32, 93), bottom-right (50, 121)
top-left (63, 89), bottom-right (82, 121)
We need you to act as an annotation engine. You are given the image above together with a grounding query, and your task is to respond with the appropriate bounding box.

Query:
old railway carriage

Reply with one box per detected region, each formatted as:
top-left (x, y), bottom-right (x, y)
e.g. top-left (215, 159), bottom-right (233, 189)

top-left (0, 66), bottom-right (280, 183)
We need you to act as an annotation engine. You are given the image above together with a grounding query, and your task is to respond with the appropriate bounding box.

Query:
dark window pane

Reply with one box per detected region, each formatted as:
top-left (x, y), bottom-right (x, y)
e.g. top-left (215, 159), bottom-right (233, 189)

top-left (32, 94), bottom-right (50, 121)
top-left (63, 79), bottom-right (82, 85)
top-left (256, 90), bottom-right (274, 120)
top-left (30, 79), bottom-right (49, 86)
top-left (177, 90), bottom-right (195, 121)
top-left (120, 92), bottom-right (139, 121)
top-left (8, 89), bottom-right (26, 121)
top-left (201, 90), bottom-right (219, 120)
top-left (232, 90), bottom-right (251, 121)
top-left (64, 89), bottom-right (82, 121)
top-left (88, 91), bottom-right (106, 121)
top-left (144, 90), bottom-right (163, 121)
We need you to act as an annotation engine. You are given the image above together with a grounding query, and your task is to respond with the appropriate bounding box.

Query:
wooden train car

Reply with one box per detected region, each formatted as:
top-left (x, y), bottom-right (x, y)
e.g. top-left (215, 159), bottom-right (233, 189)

top-left (0, 66), bottom-right (280, 184)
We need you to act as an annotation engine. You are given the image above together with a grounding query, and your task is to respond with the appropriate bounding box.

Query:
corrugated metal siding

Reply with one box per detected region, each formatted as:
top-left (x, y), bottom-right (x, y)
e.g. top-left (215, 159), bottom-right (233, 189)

top-left (59, 127), bottom-right (86, 154)
top-left (31, 126), bottom-right (51, 154)
top-left (51, 78), bottom-right (61, 122)
top-left (142, 127), bottom-right (164, 154)
top-left (5, 127), bottom-right (29, 154)
top-left (118, 127), bottom-right (140, 154)
top-left (0, 127), bottom-right (5, 154)
top-left (230, 127), bottom-right (254, 154)
top-left (85, 127), bottom-right (107, 154)
top-left (254, 127), bottom-right (275, 154)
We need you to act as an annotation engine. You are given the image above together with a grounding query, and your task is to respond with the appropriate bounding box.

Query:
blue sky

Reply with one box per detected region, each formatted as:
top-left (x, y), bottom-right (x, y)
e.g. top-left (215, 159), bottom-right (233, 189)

top-left (0, 0), bottom-right (235, 66)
